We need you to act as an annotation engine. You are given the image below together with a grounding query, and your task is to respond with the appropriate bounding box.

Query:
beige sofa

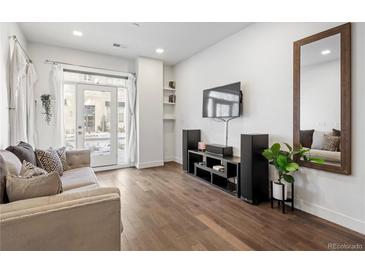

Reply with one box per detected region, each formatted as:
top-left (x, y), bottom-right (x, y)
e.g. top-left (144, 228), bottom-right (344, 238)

top-left (0, 150), bottom-right (122, 251)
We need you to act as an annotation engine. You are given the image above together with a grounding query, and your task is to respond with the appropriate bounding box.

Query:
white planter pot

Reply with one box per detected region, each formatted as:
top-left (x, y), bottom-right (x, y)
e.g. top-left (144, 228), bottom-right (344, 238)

top-left (272, 181), bottom-right (288, 200)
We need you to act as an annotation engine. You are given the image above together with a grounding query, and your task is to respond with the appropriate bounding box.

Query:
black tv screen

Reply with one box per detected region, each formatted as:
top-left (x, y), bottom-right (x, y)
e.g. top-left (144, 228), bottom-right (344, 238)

top-left (202, 82), bottom-right (241, 118)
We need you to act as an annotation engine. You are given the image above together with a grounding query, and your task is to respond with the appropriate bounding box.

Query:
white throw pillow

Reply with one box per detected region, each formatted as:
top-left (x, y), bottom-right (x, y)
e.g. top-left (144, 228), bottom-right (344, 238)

top-left (312, 131), bottom-right (332, 150)
top-left (0, 150), bottom-right (22, 176)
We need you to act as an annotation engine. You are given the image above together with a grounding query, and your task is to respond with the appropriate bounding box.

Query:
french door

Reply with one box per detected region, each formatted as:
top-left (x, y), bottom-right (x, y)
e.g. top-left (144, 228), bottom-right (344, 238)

top-left (76, 84), bottom-right (117, 167)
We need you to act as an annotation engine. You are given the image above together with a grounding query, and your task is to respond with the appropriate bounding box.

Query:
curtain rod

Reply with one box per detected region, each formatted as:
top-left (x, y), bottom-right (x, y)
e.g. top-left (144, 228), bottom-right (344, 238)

top-left (44, 59), bottom-right (135, 77)
top-left (9, 35), bottom-right (32, 63)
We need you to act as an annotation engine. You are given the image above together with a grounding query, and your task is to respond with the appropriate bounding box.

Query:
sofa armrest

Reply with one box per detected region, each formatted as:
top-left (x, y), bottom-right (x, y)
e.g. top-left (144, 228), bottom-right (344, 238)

top-left (0, 187), bottom-right (121, 250)
top-left (66, 149), bottom-right (91, 170)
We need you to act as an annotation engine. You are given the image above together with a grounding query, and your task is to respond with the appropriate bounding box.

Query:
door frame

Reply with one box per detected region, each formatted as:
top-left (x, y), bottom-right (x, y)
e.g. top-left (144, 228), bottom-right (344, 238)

top-left (76, 83), bottom-right (118, 167)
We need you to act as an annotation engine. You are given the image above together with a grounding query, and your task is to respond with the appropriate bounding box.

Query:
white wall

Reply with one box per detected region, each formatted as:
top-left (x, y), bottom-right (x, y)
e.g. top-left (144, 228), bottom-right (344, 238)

top-left (0, 23), bottom-right (27, 148)
top-left (136, 57), bottom-right (164, 168)
top-left (28, 42), bottom-right (135, 148)
top-left (301, 60), bottom-right (341, 131)
top-left (174, 23), bottom-right (365, 234)
top-left (163, 65), bottom-right (176, 161)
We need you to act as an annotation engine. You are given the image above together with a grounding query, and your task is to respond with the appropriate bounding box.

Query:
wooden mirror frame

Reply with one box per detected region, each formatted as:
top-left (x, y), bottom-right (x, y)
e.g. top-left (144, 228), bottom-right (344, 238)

top-left (293, 23), bottom-right (351, 175)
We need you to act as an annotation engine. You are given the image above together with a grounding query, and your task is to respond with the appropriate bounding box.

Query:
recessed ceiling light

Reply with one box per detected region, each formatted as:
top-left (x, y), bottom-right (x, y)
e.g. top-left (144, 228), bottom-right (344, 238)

top-left (132, 23), bottom-right (140, 27)
top-left (72, 30), bottom-right (83, 37)
top-left (156, 48), bottom-right (164, 54)
top-left (321, 49), bottom-right (331, 55)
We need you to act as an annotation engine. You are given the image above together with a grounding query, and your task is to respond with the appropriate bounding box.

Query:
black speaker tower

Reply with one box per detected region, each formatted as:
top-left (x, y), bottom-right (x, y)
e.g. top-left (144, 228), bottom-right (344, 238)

top-left (182, 129), bottom-right (201, 171)
top-left (240, 134), bottom-right (269, 204)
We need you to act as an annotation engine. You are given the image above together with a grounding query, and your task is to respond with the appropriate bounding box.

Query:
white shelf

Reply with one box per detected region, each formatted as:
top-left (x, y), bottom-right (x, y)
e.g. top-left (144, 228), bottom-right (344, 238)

top-left (163, 115), bottom-right (176, 120)
top-left (163, 87), bottom-right (176, 92)
top-left (163, 102), bottom-right (176, 105)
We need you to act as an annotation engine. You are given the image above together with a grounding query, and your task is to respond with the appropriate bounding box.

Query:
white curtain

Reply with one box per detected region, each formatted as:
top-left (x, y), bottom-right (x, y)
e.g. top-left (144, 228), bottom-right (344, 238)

top-left (9, 43), bottom-right (28, 145)
top-left (126, 75), bottom-right (137, 163)
top-left (49, 65), bottom-right (64, 147)
top-left (26, 63), bottom-right (38, 147)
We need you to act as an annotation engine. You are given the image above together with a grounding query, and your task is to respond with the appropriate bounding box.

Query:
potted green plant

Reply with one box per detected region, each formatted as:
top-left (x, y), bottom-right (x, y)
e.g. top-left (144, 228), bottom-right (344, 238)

top-left (262, 143), bottom-right (324, 200)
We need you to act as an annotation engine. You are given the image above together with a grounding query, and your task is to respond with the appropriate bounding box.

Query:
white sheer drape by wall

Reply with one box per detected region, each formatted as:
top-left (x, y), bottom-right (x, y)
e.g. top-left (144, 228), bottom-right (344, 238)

top-left (49, 65), bottom-right (64, 148)
top-left (26, 63), bottom-right (38, 147)
top-left (126, 75), bottom-right (137, 163)
top-left (9, 43), bottom-right (38, 146)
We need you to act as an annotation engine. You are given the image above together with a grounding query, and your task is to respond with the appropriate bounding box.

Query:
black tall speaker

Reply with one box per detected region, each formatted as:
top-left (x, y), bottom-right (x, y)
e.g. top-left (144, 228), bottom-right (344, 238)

top-left (182, 129), bottom-right (201, 171)
top-left (240, 134), bottom-right (269, 204)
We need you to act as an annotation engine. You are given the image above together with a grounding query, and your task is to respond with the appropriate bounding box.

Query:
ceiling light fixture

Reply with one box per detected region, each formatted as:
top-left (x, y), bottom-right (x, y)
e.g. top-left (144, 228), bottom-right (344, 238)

top-left (321, 49), bottom-right (331, 55)
top-left (132, 23), bottom-right (140, 27)
top-left (156, 48), bottom-right (164, 54)
top-left (72, 30), bottom-right (83, 37)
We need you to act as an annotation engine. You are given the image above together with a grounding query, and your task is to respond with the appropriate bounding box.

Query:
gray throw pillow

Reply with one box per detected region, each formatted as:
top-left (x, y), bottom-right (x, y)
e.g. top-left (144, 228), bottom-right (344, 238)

top-left (6, 142), bottom-right (37, 166)
top-left (56, 147), bottom-right (68, 171)
top-left (6, 172), bottom-right (63, 202)
top-left (20, 160), bottom-right (48, 178)
top-left (35, 148), bottom-right (63, 176)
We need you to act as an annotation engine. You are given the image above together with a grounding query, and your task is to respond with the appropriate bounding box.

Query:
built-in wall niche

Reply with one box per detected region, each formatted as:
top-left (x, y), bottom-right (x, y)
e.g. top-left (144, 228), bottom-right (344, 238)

top-left (163, 87), bottom-right (176, 120)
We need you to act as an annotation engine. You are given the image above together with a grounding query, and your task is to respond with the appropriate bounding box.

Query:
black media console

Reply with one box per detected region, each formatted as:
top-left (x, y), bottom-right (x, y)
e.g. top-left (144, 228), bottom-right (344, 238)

top-left (187, 150), bottom-right (240, 197)
top-left (183, 130), bottom-right (269, 204)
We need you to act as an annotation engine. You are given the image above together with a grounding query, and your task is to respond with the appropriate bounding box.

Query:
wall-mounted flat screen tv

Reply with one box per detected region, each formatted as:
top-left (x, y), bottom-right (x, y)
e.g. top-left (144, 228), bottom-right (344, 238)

top-left (202, 82), bottom-right (242, 118)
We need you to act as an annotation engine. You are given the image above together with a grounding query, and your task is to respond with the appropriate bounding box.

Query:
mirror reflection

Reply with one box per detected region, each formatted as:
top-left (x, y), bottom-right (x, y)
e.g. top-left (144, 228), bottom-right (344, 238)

top-left (300, 33), bottom-right (341, 166)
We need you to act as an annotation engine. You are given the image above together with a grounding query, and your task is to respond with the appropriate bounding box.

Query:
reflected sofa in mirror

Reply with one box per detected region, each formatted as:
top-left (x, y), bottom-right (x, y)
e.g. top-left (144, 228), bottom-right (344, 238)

top-left (293, 23), bottom-right (351, 174)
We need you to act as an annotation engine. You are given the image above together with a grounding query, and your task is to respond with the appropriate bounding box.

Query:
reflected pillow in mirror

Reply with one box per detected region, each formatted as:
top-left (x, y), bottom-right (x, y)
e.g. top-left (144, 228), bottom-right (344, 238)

top-left (312, 131), bottom-right (331, 150)
top-left (332, 128), bottom-right (341, 136)
top-left (300, 129), bottom-right (314, 148)
top-left (322, 134), bottom-right (341, 152)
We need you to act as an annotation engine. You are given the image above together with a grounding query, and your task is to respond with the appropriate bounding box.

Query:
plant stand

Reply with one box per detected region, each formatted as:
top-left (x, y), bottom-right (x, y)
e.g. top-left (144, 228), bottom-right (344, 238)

top-left (270, 181), bottom-right (294, 214)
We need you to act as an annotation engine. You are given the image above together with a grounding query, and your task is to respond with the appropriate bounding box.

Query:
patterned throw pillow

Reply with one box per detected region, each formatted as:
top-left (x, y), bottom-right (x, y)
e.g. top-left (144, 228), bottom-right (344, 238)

top-left (322, 134), bottom-right (341, 152)
top-left (20, 160), bottom-right (48, 178)
top-left (35, 149), bottom-right (63, 176)
top-left (56, 147), bottom-right (68, 171)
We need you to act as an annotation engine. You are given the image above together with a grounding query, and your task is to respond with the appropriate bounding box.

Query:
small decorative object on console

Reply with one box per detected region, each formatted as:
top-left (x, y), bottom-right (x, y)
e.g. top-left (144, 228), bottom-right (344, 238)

top-left (213, 165), bottom-right (224, 172)
top-left (198, 142), bottom-right (206, 151)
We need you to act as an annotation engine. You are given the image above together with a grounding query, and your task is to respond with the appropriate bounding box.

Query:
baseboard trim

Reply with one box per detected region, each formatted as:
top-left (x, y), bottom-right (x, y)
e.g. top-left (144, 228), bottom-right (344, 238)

top-left (136, 160), bottom-right (164, 169)
top-left (163, 156), bottom-right (176, 162)
top-left (295, 198), bottom-right (365, 235)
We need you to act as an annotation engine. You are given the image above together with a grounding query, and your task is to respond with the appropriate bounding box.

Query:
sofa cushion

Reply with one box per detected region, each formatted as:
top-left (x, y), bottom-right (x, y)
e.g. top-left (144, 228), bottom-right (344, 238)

top-left (6, 172), bottom-right (63, 203)
top-left (35, 148), bottom-right (63, 176)
top-left (0, 150), bottom-right (22, 176)
top-left (56, 147), bottom-right (68, 171)
top-left (6, 142), bottom-right (37, 166)
top-left (61, 167), bottom-right (98, 191)
top-left (300, 129), bottom-right (314, 148)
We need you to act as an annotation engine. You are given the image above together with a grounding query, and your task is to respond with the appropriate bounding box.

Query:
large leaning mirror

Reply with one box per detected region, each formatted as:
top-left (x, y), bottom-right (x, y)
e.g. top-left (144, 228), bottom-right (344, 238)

top-left (293, 23), bottom-right (351, 174)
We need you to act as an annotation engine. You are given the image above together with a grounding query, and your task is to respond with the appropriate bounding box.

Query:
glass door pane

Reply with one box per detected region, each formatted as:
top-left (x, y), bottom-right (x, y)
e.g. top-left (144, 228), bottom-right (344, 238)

top-left (77, 84), bottom-right (117, 167)
top-left (64, 84), bottom-right (76, 150)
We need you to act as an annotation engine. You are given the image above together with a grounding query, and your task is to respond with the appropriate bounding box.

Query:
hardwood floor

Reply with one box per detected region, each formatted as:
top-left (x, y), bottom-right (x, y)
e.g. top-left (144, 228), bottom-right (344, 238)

top-left (96, 162), bottom-right (365, 251)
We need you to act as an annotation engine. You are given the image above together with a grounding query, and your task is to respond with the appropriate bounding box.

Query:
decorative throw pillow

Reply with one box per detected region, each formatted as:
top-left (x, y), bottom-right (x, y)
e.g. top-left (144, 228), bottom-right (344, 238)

top-left (35, 148), bottom-right (63, 176)
top-left (300, 129), bottom-right (314, 148)
top-left (0, 150), bottom-right (22, 176)
top-left (322, 134), bottom-right (341, 152)
top-left (6, 141), bottom-right (37, 166)
top-left (20, 160), bottom-right (48, 178)
top-left (56, 147), bottom-right (68, 171)
top-left (5, 172), bottom-right (63, 202)
top-left (332, 129), bottom-right (341, 151)
top-left (332, 128), bottom-right (341, 137)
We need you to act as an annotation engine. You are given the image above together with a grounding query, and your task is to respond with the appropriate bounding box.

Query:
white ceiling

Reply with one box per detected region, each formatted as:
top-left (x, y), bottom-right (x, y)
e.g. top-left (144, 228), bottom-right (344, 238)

top-left (19, 22), bottom-right (250, 65)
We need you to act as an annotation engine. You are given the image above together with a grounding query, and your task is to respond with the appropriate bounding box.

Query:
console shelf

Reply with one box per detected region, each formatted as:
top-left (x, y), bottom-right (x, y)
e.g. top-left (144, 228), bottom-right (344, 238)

top-left (187, 150), bottom-right (240, 197)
